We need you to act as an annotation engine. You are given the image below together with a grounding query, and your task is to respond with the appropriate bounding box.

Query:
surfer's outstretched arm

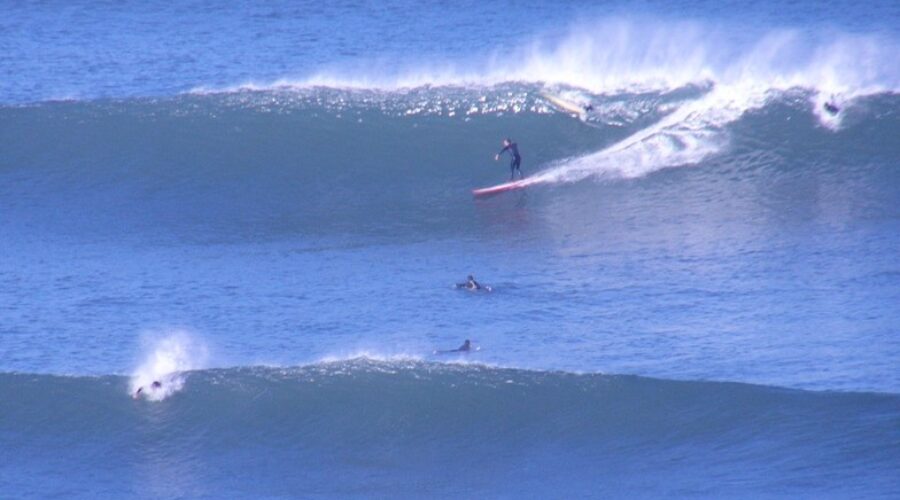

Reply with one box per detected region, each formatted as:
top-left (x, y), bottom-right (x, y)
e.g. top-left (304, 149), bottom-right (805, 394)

top-left (496, 138), bottom-right (515, 161)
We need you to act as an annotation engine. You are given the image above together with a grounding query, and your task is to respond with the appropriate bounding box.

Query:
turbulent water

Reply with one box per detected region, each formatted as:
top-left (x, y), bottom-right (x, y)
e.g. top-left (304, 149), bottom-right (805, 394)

top-left (2, 1), bottom-right (900, 498)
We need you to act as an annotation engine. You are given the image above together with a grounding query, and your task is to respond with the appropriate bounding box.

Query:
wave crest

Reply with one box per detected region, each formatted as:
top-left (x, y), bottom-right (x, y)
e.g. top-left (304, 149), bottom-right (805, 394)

top-left (196, 18), bottom-right (900, 98)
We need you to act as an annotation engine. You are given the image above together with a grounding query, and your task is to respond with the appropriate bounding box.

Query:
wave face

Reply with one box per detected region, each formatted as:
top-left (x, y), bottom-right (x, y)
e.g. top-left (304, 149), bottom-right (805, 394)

top-left (3, 361), bottom-right (899, 498)
top-left (0, 86), bottom-right (705, 241)
top-left (2, 87), bottom-right (898, 241)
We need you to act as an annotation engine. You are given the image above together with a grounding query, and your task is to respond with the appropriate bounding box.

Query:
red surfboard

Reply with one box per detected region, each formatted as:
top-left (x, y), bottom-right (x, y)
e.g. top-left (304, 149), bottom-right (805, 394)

top-left (472, 178), bottom-right (538, 197)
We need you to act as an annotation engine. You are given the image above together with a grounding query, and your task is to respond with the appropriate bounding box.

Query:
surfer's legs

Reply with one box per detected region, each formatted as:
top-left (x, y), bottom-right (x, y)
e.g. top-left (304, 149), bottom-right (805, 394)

top-left (510, 158), bottom-right (522, 180)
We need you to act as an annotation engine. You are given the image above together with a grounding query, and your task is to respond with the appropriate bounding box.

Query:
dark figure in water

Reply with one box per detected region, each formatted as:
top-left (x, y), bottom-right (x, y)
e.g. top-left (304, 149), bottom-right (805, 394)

top-left (583, 103), bottom-right (594, 112)
top-left (824, 101), bottom-right (840, 115)
top-left (455, 275), bottom-right (492, 292)
top-left (133, 380), bottom-right (162, 398)
top-left (456, 275), bottom-right (483, 290)
top-left (437, 340), bottom-right (472, 354)
top-left (495, 138), bottom-right (523, 180)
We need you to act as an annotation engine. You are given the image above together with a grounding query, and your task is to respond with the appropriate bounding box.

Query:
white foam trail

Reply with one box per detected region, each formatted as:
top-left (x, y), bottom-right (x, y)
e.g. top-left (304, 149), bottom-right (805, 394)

top-left (540, 34), bottom-right (893, 183)
top-left (130, 330), bottom-right (209, 401)
top-left (532, 84), bottom-right (768, 184)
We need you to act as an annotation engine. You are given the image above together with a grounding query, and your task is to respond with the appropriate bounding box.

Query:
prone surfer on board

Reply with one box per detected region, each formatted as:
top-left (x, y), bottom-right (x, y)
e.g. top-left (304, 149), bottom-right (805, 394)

top-left (436, 339), bottom-right (472, 354)
top-left (494, 138), bottom-right (523, 180)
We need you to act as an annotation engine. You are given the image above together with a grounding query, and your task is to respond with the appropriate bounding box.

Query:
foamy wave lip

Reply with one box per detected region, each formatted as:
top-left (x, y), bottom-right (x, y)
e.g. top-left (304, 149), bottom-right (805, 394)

top-left (315, 350), bottom-right (425, 365)
top-left (130, 330), bottom-right (209, 401)
top-left (530, 36), bottom-right (899, 186)
top-left (190, 18), bottom-right (900, 98)
top-left (185, 18), bottom-right (898, 191)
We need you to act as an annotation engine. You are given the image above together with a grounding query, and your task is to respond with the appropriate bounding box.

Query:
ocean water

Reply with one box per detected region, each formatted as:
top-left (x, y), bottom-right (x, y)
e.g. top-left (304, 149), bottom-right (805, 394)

top-left (2, 1), bottom-right (900, 498)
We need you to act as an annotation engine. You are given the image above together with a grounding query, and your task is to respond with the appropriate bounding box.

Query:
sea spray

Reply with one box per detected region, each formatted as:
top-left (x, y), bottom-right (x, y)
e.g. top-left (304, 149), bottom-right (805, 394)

top-left (210, 18), bottom-right (899, 99)
top-left (130, 330), bottom-right (209, 401)
top-left (530, 86), bottom-right (749, 184)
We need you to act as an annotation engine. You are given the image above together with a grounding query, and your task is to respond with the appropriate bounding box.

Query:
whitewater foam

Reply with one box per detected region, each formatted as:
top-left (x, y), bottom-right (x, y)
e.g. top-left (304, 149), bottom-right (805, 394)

top-left (316, 351), bottom-right (424, 365)
top-left (193, 18), bottom-right (900, 100)
top-left (527, 84), bottom-right (762, 184)
top-left (129, 330), bottom-right (209, 401)
top-left (181, 18), bottom-right (900, 188)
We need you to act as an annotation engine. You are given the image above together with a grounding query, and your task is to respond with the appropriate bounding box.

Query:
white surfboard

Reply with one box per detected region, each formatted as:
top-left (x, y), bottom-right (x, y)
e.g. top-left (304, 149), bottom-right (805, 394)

top-left (541, 93), bottom-right (587, 116)
top-left (472, 177), bottom-right (540, 197)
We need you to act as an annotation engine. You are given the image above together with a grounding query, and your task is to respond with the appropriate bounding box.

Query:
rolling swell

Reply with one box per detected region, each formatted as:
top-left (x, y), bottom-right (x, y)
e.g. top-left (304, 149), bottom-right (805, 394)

top-left (1, 87), bottom-right (898, 246)
top-left (5, 4), bottom-right (900, 498)
top-left (2, 361), bottom-right (899, 498)
top-left (3, 87), bottom-right (900, 395)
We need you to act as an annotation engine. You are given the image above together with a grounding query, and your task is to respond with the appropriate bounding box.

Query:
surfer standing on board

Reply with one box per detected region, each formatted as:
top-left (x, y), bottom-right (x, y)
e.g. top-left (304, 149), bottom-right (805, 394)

top-left (494, 138), bottom-right (523, 180)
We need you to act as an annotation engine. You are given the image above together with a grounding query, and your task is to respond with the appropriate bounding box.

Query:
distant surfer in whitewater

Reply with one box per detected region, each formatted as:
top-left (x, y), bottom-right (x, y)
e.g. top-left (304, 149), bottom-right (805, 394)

top-left (822, 94), bottom-right (841, 116)
top-left (494, 138), bottom-right (523, 180)
top-left (133, 380), bottom-right (162, 399)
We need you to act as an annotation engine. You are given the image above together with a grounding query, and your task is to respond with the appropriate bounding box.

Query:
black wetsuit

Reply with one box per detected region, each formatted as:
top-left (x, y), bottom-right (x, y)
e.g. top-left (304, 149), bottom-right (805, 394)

top-left (461, 279), bottom-right (481, 290)
top-left (498, 142), bottom-right (522, 180)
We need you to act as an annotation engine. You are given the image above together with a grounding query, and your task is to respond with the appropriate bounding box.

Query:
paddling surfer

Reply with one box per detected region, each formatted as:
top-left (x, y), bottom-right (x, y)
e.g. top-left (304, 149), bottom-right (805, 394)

top-left (494, 138), bottom-right (523, 180)
top-left (436, 339), bottom-right (472, 354)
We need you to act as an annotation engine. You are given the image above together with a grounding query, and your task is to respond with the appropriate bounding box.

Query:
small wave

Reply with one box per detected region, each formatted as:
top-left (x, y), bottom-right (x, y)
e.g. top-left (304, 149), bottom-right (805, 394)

top-left (4, 359), bottom-right (899, 498)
